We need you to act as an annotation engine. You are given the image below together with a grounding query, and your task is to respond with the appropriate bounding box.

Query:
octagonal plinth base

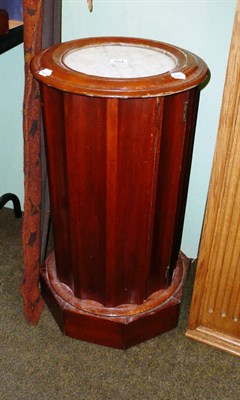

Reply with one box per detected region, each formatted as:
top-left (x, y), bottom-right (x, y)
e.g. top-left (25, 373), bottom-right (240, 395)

top-left (40, 251), bottom-right (190, 349)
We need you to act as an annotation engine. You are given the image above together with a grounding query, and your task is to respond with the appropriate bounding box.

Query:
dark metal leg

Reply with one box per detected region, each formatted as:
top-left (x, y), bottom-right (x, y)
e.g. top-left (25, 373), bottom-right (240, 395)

top-left (0, 193), bottom-right (22, 218)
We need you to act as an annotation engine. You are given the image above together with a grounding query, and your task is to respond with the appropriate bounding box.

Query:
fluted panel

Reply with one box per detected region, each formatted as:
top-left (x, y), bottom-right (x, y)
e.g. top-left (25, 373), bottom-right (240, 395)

top-left (35, 36), bottom-right (209, 347)
top-left (41, 90), bottom-right (199, 308)
top-left (187, 1), bottom-right (240, 356)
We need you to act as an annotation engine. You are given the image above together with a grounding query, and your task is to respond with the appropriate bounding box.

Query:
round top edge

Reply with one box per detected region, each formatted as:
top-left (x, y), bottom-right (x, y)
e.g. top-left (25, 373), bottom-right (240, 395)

top-left (31, 36), bottom-right (210, 98)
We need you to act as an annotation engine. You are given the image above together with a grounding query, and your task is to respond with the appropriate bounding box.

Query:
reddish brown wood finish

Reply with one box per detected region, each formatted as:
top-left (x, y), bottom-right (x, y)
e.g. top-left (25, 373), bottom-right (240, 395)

top-left (31, 36), bottom-right (209, 98)
top-left (41, 251), bottom-right (190, 349)
top-left (0, 10), bottom-right (9, 35)
top-left (32, 37), bottom-right (209, 348)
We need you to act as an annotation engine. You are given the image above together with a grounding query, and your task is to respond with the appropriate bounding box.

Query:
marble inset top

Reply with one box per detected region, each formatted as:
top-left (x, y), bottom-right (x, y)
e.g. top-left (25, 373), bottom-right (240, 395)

top-left (63, 44), bottom-right (178, 79)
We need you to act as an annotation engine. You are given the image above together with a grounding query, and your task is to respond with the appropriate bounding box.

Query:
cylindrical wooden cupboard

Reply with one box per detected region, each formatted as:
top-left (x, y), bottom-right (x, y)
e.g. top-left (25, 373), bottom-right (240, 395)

top-left (31, 37), bottom-right (209, 348)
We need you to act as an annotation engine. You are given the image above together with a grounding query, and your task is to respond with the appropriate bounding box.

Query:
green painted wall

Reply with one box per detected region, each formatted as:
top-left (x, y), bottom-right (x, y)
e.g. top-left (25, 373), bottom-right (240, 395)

top-left (0, 1), bottom-right (237, 257)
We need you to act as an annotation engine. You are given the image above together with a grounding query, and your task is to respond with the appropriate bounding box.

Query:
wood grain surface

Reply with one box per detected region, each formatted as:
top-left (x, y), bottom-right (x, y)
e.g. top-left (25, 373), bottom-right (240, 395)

top-left (186, 0), bottom-right (240, 357)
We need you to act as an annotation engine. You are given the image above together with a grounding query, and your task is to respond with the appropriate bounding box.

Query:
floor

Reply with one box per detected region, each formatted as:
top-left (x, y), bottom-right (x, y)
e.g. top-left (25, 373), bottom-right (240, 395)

top-left (0, 207), bottom-right (239, 400)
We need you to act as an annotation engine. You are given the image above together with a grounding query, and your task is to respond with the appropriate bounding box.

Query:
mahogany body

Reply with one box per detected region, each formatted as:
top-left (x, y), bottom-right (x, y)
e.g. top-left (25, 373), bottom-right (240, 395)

top-left (31, 37), bottom-right (209, 348)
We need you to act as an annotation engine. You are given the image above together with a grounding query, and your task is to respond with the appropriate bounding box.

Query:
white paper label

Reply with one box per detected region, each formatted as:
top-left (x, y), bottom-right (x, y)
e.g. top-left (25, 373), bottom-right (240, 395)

top-left (109, 58), bottom-right (128, 65)
top-left (38, 68), bottom-right (53, 77)
top-left (171, 72), bottom-right (186, 80)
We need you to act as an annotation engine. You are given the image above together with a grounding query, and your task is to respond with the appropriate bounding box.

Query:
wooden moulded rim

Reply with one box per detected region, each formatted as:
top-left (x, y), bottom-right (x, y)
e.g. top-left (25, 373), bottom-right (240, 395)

top-left (31, 36), bottom-right (209, 98)
top-left (42, 251), bottom-right (189, 319)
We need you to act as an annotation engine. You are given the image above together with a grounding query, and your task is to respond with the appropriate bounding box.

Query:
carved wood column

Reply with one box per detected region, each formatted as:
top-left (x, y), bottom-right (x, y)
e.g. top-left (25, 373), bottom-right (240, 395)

top-left (31, 36), bottom-right (209, 348)
top-left (186, 0), bottom-right (240, 357)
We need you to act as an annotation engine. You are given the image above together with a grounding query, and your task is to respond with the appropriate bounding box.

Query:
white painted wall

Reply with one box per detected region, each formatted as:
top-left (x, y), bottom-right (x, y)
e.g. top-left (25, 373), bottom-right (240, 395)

top-left (0, 0), bottom-right (237, 257)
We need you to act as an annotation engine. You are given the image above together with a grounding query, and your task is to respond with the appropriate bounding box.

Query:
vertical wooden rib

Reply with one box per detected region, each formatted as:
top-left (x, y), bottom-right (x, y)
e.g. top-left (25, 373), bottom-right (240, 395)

top-left (64, 93), bottom-right (107, 303)
top-left (233, 291), bottom-right (240, 322)
top-left (105, 98), bottom-right (118, 306)
top-left (41, 85), bottom-right (72, 288)
top-left (187, 0), bottom-right (240, 356)
top-left (149, 91), bottom-right (193, 292)
top-left (115, 97), bottom-right (163, 305)
top-left (145, 97), bottom-right (164, 288)
top-left (217, 180), bottom-right (240, 317)
top-left (169, 88), bottom-right (200, 273)
top-left (204, 103), bottom-right (240, 314)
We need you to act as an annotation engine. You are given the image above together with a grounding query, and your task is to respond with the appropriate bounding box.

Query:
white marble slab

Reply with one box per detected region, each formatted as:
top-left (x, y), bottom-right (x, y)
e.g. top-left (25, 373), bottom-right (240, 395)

top-left (63, 44), bottom-right (177, 79)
